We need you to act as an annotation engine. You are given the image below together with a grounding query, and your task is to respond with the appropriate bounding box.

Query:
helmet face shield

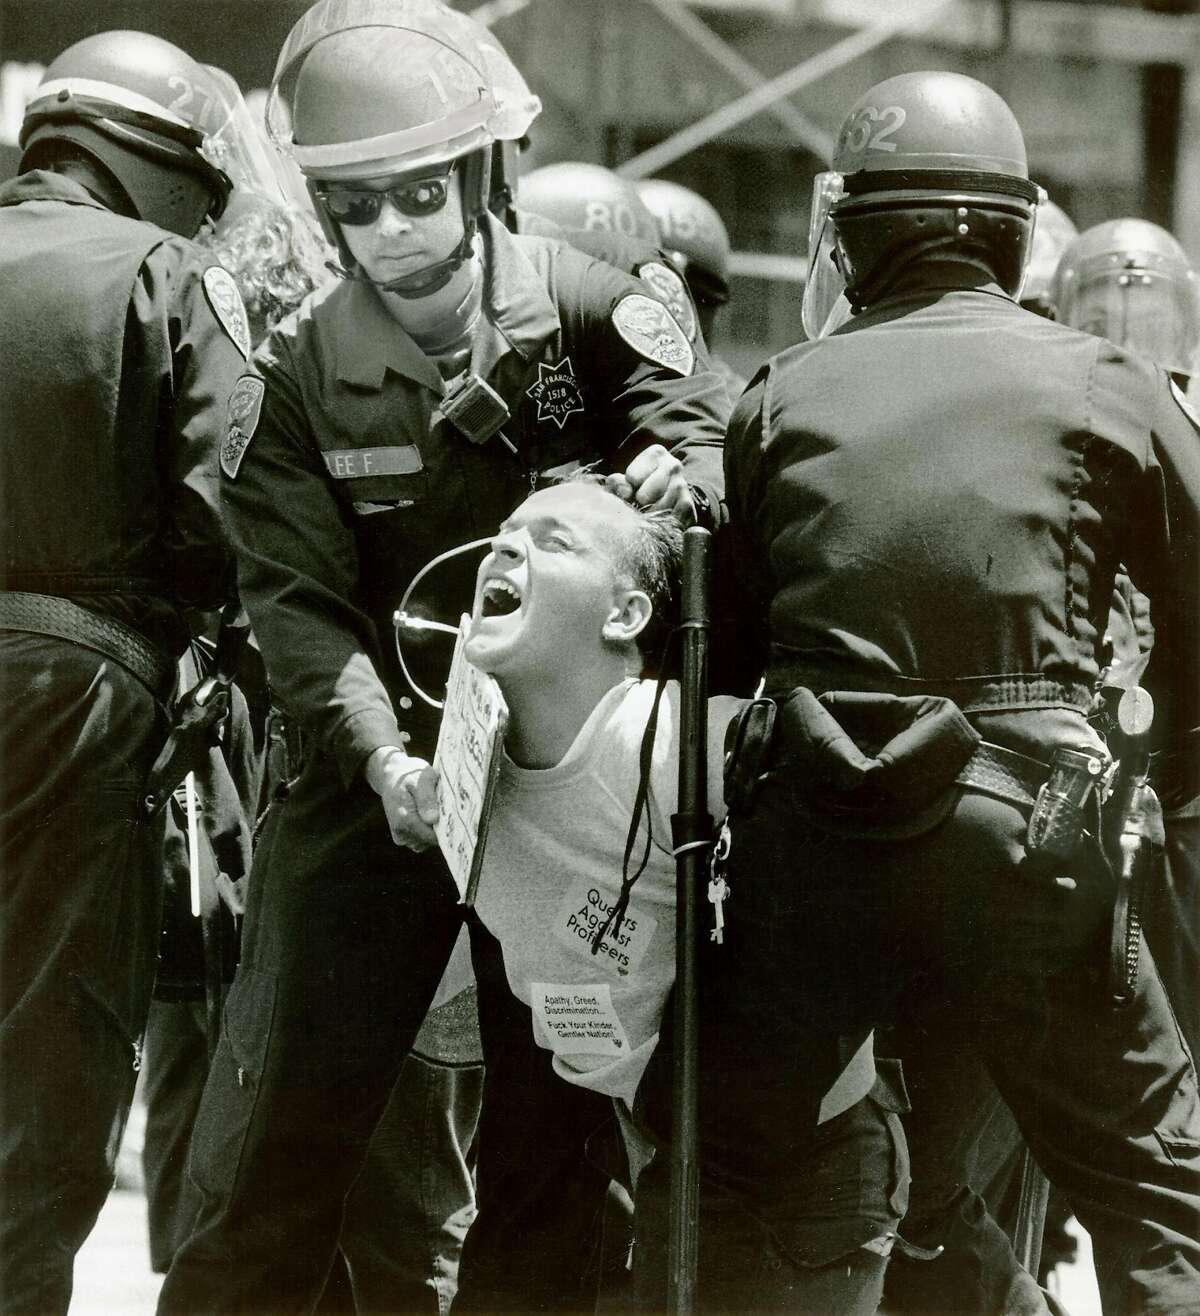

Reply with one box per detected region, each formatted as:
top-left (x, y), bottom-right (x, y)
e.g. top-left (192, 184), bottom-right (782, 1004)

top-left (201, 65), bottom-right (299, 212)
top-left (268, 0), bottom-right (539, 181)
top-left (1057, 263), bottom-right (1200, 376)
top-left (1019, 198), bottom-right (1076, 311)
top-left (801, 171), bottom-right (849, 340)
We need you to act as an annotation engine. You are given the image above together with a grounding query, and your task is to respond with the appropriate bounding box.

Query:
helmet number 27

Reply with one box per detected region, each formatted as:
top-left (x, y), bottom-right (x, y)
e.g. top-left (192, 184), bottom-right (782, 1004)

top-left (841, 105), bottom-right (907, 155)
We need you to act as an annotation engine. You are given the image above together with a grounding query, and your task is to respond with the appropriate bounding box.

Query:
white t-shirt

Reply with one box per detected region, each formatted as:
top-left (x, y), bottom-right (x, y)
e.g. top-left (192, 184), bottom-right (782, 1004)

top-left (473, 678), bottom-right (742, 1106)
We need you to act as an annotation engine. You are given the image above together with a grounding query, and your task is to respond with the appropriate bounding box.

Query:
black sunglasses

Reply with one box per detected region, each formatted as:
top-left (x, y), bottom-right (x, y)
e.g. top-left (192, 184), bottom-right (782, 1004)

top-left (316, 167), bottom-right (454, 227)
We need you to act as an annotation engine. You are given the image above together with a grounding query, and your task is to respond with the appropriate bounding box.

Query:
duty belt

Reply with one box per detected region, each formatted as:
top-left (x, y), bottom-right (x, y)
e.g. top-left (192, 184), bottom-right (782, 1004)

top-left (955, 742), bottom-right (1051, 809)
top-left (766, 656), bottom-right (1095, 715)
top-left (0, 590), bottom-right (173, 696)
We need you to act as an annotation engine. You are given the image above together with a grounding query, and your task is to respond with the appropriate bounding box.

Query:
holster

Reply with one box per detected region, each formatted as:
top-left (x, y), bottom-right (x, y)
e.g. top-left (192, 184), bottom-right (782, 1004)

top-left (723, 697), bottom-right (777, 817)
top-left (725, 687), bottom-right (981, 840)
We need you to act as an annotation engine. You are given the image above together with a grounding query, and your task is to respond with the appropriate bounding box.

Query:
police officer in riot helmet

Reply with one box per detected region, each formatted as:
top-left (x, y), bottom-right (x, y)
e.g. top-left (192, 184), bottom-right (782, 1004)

top-left (0, 31), bottom-right (245, 1314)
top-left (1054, 217), bottom-right (1200, 383)
top-left (157, 3), bottom-right (729, 1313)
top-left (1053, 216), bottom-right (1200, 1066)
top-left (514, 160), bottom-right (711, 403)
top-left (637, 177), bottom-right (746, 394)
top-left (637, 180), bottom-right (730, 335)
top-left (517, 160), bottom-right (660, 244)
top-left (1019, 197), bottom-right (1078, 317)
top-left (17, 31), bottom-right (233, 238)
top-left (691, 69), bottom-right (1200, 1315)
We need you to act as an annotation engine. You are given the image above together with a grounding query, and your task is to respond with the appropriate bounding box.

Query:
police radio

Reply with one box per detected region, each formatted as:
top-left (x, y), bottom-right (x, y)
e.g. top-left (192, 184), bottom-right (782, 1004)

top-left (441, 373), bottom-right (517, 453)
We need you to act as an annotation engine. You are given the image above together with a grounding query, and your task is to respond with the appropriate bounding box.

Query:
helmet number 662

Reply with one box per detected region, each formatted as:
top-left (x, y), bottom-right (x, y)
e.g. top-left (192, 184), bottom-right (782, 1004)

top-left (842, 105), bottom-right (907, 155)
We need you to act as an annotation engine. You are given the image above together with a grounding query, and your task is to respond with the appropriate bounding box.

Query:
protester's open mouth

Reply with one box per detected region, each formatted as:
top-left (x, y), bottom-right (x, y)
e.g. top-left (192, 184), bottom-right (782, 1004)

top-left (480, 578), bottom-right (522, 618)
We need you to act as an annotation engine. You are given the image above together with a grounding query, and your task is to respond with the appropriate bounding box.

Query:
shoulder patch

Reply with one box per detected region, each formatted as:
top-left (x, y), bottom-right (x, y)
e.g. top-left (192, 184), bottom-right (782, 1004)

top-left (1169, 377), bottom-right (1200, 432)
top-left (203, 265), bottom-right (251, 360)
top-left (222, 375), bottom-right (264, 479)
top-left (638, 261), bottom-right (697, 343)
top-left (611, 293), bottom-right (695, 377)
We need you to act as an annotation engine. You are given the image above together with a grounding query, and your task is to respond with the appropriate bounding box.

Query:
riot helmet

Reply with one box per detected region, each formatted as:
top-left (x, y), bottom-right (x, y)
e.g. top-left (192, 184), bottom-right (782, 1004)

top-left (517, 162), bottom-right (660, 245)
top-left (803, 71), bottom-right (1042, 339)
top-left (635, 178), bottom-right (732, 308)
top-left (1052, 218), bottom-right (1200, 378)
top-left (268, 0), bottom-right (540, 298)
top-left (1019, 199), bottom-right (1078, 317)
top-left (19, 30), bottom-right (232, 238)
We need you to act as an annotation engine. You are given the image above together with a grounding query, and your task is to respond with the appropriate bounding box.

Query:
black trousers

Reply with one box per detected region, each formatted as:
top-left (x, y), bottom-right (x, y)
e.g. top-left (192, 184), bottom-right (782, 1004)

top-left (692, 778), bottom-right (1200, 1315)
top-left (455, 914), bottom-right (619, 1315)
top-left (157, 758), bottom-right (464, 1314)
top-left (881, 1012), bottom-right (1055, 1315)
top-left (1146, 767), bottom-right (1199, 1061)
top-left (0, 635), bottom-right (167, 1315)
top-left (142, 999), bottom-right (209, 1274)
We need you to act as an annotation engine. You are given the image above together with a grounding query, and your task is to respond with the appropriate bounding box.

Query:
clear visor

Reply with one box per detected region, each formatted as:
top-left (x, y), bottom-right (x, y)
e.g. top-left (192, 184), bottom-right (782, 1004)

top-left (1019, 200), bottom-right (1072, 306)
top-left (266, 0), bottom-right (539, 172)
top-left (801, 171), bottom-right (850, 341)
top-left (1057, 263), bottom-right (1200, 376)
top-left (201, 66), bottom-right (297, 209)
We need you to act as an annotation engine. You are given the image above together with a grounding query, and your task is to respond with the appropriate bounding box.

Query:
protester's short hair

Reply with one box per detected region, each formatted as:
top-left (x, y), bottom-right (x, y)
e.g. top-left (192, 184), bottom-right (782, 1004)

top-left (565, 471), bottom-right (683, 661)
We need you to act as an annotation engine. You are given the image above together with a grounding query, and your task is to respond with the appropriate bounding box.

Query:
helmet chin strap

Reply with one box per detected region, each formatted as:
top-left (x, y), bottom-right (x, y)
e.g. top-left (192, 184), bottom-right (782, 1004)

top-left (333, 222), bottom-right (477, 300)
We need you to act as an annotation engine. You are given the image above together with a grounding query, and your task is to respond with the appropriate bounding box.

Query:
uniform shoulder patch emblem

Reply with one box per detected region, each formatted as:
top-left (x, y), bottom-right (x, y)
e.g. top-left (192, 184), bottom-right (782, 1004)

top-left (222, 375), bottom-right (264, 479)
top-left (611, 293), bottom-right (695, 377)
top-left (638, 261), bottom-right (697, 344)
top-left (526, 355), bottom-right (586, 430)
top-left (1169, 377), bottom-right (1200, 432)
top-left (203, 265), bottom-right (251, 360)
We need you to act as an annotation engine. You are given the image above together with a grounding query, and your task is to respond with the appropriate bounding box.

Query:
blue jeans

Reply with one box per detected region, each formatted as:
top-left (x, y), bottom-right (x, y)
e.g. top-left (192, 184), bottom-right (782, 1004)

top-left (338, 1050), bottom-right (482, 1316)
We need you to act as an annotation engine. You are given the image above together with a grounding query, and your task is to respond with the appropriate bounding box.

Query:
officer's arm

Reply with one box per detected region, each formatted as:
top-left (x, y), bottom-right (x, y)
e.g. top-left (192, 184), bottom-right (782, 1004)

top-left (1128, 370), bottom-right (1200, 734)
top-left (219, 347), bottom-right (405, 789)
top-left (576, 258), bottom-right (730, 526)
top-left (143, 241), bottom-right (244, 611)
top-left (718, 368), bottom-right (774, 677)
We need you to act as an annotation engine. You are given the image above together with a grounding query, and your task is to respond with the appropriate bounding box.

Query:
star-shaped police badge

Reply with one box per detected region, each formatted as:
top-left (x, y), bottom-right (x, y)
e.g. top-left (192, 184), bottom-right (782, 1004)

top-left (526, 356), bottom-right (585, 430)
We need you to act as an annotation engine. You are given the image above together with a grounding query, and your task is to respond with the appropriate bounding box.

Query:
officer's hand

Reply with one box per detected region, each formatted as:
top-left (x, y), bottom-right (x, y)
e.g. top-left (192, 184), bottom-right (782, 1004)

top-left (610, 444), bottom-right (696, 526)
top-left (215, 872), bottom-right (246, 917)
top-left (365, 747), bottom-right (440, 851)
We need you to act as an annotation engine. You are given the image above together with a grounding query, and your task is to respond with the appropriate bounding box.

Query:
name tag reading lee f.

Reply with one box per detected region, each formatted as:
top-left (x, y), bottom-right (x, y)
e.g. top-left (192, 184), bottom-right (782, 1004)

top-left (322, 446), bottom-right (424, 479)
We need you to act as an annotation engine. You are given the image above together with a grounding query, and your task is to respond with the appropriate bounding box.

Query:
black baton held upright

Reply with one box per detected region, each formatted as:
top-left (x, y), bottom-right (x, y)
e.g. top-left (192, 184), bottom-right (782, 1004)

top-left (669, 527), bottom-right (713, 1314)
top-left (1012, 1146), bottom-right (1050, 1278)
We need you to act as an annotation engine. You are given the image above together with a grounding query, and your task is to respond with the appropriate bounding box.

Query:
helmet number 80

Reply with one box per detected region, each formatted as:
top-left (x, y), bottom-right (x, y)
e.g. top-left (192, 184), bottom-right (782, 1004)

top-left (842, 105), bottom-right (907, 155)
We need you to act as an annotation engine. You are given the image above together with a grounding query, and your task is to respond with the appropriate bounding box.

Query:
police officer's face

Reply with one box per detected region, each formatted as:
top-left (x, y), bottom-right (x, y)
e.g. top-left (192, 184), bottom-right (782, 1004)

top-left (465, 484), bottom-right (648, 682)
top-left (337, 169), bottom-right (467, 284)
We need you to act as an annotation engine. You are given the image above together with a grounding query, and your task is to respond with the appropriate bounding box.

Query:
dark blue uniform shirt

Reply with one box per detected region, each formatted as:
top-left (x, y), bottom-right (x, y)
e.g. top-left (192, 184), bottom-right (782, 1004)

top-left (0, 170), bottom-right (243, 656)
top-left (727, 278), bottom-right (1200, 758)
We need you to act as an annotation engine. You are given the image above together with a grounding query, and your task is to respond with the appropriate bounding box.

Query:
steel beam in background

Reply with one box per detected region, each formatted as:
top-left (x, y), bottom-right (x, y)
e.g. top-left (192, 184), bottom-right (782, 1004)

top-left (728, 250), bottom-right (808, 281)
top-left (647, 0), bottom-right (834, 161)
top-left (616, 0), bottom-right (953, 178)
top-left (798, 0), bottom-right (1200, 66)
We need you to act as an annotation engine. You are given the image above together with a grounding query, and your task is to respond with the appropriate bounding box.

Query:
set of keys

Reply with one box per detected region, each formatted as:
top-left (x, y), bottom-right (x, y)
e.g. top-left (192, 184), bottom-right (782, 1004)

top-left (707, 821), bottom-right (732, 944)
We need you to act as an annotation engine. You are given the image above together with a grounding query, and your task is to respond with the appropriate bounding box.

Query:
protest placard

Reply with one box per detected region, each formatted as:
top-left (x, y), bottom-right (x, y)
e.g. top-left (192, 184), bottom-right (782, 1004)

top-left (433, 616), bottom-right (509, 903)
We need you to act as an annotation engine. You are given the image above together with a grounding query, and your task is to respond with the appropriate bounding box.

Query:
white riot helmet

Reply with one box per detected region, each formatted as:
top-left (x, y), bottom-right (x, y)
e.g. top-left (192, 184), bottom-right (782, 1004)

top-left (267, 0), bottom-right (540, 296)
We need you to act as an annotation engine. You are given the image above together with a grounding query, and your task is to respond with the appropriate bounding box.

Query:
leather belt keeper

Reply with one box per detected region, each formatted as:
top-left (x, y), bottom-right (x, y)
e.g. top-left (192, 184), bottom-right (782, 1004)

top-left (0, 590), bottom-right (173, 696)
top-left (955, 742), bottom-right (1051, 809)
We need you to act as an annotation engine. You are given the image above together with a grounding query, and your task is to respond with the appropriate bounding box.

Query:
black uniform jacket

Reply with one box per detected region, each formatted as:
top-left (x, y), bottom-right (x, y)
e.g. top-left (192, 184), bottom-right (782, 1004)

top-left (0, 170), bottom-right (243, 656)
top-left (224, 213), bottom-right (730, 781)
top-left (726, 276), bottom-right (1200, 759)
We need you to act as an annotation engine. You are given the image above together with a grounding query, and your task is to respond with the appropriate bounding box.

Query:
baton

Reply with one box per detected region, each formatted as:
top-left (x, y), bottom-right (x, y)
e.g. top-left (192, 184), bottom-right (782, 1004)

top-left (184, 771), bottom-right (201, 917)
top-left (668, 527), bottom-right (713, 1314)
top-left (1012, 1146), bottom-right (1050, 1279)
